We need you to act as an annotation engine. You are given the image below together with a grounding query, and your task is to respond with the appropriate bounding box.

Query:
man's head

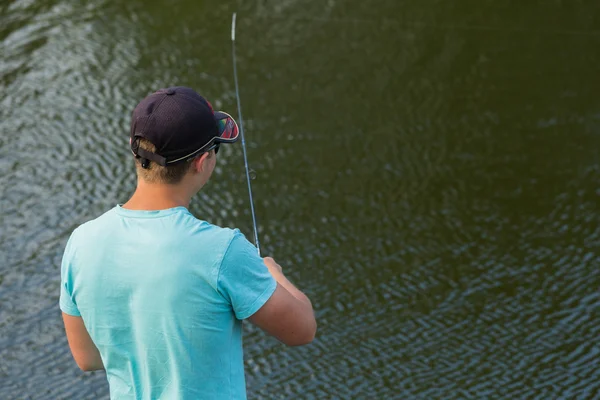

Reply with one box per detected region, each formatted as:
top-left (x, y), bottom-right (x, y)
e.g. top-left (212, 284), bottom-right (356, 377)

top-left (129, 87), bottom-right (239, 185)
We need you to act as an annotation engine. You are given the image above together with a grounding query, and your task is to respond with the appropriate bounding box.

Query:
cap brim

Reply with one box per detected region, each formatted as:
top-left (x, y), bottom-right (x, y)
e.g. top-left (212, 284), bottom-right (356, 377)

top-left (214, 111), bottom-right (239, 143)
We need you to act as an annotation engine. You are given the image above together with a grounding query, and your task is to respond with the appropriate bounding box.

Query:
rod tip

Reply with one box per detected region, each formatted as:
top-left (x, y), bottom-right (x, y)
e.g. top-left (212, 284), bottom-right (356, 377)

top-left (231, 13), bottom-right (237, 41)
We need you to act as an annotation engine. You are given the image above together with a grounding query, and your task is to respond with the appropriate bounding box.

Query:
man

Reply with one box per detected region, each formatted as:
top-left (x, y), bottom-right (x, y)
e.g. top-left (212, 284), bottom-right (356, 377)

top-left (59, 86), bottom-right (316, 399)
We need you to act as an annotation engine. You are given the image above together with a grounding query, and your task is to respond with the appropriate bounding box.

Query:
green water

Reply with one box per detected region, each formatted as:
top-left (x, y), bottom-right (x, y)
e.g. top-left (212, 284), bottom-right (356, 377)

top-left (1, 0), bottom-right (599, 398)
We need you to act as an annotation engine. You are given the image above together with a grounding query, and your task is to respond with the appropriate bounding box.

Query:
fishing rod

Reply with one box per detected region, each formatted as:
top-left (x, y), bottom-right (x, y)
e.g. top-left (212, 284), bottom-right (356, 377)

top-left (231, 12), bottom-right (261, 255)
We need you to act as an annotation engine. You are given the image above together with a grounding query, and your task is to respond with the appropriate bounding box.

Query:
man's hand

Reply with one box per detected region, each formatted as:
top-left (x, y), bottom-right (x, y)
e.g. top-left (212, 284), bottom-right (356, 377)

top-left (263, 257), bottom-right (282, 274)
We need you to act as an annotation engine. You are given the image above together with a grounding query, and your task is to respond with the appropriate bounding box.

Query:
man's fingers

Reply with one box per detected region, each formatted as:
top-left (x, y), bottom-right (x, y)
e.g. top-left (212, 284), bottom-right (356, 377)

top-left (263, 257), bottom-right (282, 272)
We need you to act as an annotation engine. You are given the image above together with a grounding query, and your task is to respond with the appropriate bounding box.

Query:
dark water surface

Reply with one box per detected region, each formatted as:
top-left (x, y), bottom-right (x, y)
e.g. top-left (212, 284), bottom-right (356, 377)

top-left (2, 0), bottom-right (599, 399)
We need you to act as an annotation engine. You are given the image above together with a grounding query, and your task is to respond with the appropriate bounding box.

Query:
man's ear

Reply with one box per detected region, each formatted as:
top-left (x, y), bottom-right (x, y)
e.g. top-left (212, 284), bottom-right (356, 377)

top-left (192, 152), bottom-right (209, 173)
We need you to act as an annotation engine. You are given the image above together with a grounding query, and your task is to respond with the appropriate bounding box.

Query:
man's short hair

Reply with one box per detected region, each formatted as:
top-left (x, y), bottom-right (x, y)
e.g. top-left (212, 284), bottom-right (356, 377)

top-left (134, 139), bottom-right (192, 184)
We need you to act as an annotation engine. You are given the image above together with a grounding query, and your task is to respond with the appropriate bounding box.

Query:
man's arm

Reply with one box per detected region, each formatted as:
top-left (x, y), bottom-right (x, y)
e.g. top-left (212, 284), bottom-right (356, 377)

top-left (248, 257), bottom-right (316, 346)
top-left (62, 313), bottom-right (104, 371)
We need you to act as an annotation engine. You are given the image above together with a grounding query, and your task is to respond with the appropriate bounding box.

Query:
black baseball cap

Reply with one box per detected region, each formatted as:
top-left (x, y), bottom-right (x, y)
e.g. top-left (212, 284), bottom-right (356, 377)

top-left (130, 86), bottom-right (239, 167)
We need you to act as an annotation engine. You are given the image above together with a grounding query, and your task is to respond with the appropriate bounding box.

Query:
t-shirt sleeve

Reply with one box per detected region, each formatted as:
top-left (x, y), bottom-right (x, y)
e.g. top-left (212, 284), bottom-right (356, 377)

top-left (217, 230), bottom-right (277, 320)
top-left (59, 231), bottom-right (81, 317)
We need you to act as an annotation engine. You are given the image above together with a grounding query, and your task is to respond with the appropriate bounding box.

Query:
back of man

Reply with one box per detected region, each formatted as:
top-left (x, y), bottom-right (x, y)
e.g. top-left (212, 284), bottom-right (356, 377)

top-left (59, 87), bottom-right (316, 399)
top-left (60, 205), bottom-right (275, 399)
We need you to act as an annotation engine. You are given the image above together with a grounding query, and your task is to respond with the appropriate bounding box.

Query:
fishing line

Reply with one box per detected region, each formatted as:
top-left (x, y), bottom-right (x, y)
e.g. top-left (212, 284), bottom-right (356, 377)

top-left (231, 12), bottom-right (261, 255)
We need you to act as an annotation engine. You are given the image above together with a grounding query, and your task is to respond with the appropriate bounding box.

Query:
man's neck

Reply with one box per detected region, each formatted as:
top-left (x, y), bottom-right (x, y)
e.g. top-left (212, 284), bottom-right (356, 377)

top-left (122, 180), bottom-right (193, 211)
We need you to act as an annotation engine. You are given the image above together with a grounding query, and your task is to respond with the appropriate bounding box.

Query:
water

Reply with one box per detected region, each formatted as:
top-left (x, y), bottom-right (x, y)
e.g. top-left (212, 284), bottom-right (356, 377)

top-left (1, 0), bottom-right (599, 398)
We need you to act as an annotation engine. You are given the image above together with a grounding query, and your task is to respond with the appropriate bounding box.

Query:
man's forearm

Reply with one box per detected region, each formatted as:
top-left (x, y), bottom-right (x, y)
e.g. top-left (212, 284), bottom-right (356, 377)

top-left (271, 271), bottom-right (312, 307)
top-left (263, 257), bottom-right (314, 311)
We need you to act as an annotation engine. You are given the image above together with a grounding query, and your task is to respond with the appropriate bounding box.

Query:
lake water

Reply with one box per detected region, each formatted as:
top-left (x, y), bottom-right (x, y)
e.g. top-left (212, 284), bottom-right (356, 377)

top-left (1, 0), bottom-right (599, 399)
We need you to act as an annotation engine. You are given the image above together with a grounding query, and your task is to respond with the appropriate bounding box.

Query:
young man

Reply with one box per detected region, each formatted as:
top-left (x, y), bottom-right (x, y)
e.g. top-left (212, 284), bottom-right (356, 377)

top-left (59, 87), bottom-right (316, 399)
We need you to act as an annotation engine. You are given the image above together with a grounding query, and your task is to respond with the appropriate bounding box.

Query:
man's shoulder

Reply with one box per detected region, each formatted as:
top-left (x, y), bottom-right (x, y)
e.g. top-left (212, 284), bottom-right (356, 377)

top-left (188, 221), bottom-right (256, 259)
top-left (167, 211), bottom-right (244, 249)
top-left (73, 207), bottom-right (119, 235)
top-left (192, 220), bottom-right (240, 245)
top-left (62, 208), bottom-right (120, 258)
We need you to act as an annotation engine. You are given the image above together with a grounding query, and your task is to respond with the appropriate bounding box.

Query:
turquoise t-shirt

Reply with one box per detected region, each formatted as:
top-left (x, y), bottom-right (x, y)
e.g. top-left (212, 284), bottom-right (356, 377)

top-left (59, 206), bottom-right (277, 400)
